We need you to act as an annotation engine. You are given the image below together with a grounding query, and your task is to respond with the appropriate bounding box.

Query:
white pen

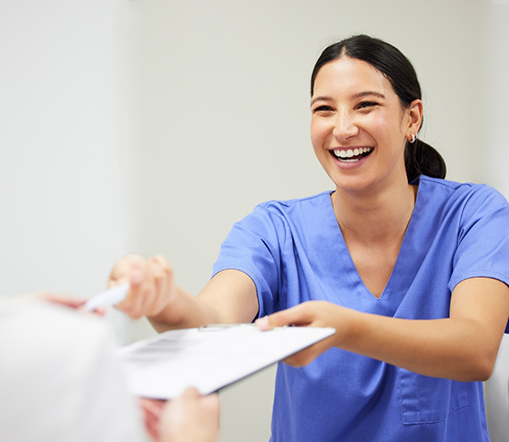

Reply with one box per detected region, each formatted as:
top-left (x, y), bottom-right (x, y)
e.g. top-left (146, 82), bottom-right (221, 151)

top-left (84, 283), bottom-right (130, 311)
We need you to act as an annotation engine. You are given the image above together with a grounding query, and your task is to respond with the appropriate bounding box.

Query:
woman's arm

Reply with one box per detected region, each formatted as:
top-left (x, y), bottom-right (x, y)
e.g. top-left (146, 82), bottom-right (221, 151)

top-left (109, 254), bottom-right (259, 332)
top-left (257, 277), bottom-right (509, 381)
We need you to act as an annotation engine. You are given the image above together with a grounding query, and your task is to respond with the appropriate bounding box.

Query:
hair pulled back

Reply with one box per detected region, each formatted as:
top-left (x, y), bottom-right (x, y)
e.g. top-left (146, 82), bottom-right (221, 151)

top-left (311, 34), bottom-right (446, 183)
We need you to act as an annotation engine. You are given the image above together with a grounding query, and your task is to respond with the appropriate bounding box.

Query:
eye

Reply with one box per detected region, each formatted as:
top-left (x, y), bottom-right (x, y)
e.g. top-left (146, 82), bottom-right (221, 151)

top-left (357, 101), bottom-right (379, 110)
top-left (313, 105), bottom-right (334, 114)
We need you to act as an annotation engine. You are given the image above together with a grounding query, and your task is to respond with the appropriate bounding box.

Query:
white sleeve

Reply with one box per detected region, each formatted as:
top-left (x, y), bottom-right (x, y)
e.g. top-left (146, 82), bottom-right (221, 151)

top-left (0, 300), bottom-right (145, 442)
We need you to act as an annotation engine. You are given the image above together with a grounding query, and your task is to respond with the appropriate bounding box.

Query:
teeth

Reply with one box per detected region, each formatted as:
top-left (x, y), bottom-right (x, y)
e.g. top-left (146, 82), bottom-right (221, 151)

top-left (333, 147), bottom-right (372, 159)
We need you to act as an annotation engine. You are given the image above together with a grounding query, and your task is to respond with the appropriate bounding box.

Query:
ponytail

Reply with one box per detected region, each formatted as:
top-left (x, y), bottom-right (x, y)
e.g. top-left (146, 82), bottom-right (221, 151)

top-left (405, 138), bottom-right (446, 183)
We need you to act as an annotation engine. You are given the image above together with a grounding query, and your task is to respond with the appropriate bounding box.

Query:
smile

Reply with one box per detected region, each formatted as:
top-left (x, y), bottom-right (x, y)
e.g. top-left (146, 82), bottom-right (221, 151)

top-left (331, 147), bottom-right (373, 162)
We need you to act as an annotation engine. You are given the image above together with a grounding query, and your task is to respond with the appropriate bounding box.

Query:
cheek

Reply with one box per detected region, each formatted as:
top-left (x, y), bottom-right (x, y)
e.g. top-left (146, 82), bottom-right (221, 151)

top-left (368, 114), bottom-right (403, 145)
top-left (365, 112), bottom-right (388, 133)
top-left (310, 119), bottom-right (328, 150)
top-left (376, 108), bottom-right (407, 137)
top-left (310, 122), bottom-right (327, 163)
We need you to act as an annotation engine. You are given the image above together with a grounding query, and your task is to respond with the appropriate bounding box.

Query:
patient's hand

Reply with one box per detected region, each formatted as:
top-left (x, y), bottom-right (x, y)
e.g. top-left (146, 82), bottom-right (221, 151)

top-left (12, 292), bottom-right (105, 315)
top-left (139, 397), bottom-right (166, 441)
top-left (159, 388), bottom-right (220, 442)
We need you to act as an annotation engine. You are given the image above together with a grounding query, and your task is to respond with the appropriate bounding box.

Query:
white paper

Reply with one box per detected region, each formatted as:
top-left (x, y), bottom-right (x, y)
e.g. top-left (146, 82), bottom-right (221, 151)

top-left (117, 326), bottom-right (335, 399)
top-left (84, 283), bottom-right (129, 311)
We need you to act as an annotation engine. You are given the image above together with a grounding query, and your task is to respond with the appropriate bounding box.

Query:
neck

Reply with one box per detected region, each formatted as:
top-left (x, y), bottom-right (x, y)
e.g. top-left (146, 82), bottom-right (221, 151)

top-left (332, 177), bottom-right (417, 246)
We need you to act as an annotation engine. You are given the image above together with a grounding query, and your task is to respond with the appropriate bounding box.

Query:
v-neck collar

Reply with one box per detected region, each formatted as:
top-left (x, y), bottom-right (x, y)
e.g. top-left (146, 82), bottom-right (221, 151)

top-left (312, 180), bottom-right (425, 310)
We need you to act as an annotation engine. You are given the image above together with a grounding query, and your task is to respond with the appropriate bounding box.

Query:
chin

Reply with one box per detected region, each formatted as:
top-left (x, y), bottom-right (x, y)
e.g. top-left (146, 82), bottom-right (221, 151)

top-left (332, 177), bottom-right (373, 193)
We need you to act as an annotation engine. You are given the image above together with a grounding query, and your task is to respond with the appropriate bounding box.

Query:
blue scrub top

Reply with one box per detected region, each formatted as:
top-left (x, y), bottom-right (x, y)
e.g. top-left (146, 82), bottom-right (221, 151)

top-left (213, 176), bottom-right (509, 441)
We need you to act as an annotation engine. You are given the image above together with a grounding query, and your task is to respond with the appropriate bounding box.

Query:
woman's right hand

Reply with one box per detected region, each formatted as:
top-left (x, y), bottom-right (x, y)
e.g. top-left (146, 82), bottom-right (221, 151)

top-left (108, 254), bottom-right (176, 320)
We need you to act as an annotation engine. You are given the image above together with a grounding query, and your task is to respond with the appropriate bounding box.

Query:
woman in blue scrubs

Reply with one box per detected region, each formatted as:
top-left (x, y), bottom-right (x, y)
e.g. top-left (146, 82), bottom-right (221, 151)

top-left (110, 35), bottom-right (509, 441)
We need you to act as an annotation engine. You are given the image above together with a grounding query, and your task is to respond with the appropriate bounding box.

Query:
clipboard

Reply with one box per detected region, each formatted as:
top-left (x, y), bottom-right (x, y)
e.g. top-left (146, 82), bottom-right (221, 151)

top-left (117, 325), bottom-right (335, 399)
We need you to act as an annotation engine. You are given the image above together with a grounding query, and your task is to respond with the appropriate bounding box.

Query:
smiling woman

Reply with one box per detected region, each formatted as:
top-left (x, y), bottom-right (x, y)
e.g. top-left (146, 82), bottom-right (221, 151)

top-left (108, 35), bottom-right (509, 442)
top-left (311, 57), bottom-right (417, 195)
top-left (310, 34), bottom-right (446, 184)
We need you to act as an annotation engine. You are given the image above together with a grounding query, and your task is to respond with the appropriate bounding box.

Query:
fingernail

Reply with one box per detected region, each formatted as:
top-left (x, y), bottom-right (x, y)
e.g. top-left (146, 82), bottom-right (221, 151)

top-left (255, 315), bottom-right (270, 329)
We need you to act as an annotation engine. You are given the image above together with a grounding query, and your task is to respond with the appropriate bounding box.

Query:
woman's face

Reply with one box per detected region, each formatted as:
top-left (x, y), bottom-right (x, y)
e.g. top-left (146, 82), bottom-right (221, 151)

top-left (310, 56), bottom-right (419, 194)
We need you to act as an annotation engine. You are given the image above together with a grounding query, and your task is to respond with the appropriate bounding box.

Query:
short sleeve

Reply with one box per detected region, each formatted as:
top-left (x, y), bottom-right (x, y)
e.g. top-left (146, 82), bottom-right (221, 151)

top-left (448, 187), bottom-right (509, 332)
top-left (212, 204), bottom-right (287, 318)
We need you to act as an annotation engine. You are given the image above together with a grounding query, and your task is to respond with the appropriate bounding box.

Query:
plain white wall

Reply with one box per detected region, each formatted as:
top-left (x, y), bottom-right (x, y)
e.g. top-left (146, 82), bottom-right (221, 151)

top-left (0, 0), bottom-right (128, 298)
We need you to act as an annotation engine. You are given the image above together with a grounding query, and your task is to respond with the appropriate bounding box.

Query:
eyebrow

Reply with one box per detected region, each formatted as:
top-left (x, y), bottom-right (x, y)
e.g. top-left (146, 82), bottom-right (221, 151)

top-left (354, 91), bottom-right (386, 99)
top-left (310, 91), bottom-right (386, 107)
top-left (310, 96), bottom-right (332, 107)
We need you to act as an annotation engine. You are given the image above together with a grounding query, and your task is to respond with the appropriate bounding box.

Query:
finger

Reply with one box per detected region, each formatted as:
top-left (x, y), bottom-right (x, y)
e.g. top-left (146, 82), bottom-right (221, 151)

top-left (148, 256), bottom-right (169, 315)
top-left (283, 330), bottom-right (338, 367)
top-left (132, 263), bottom-right (155, 318)
top-left (140, 397), bottom-right (166, 415)
top-left (129, 264), bottom-right (144, 295)
top-left (153, 255), bottom-right (175, 308)
top-left (38, 293), bottom-right (87, 309)
top-left (115, 263), bottom-right (145, 318)
top-left (202, 393), bottom-right (220, 418)
top-left (282, 345), bottom-right (325, 367)
top-left (130, 263), bottom-right (151, 317)
top-left (143, 408), bottom-right (160, 441)
top-left (31, 292), bottom-right (105, 317)
top-left (201, 393), bottom-right (221, 431)
top-left (282, 353), bottom-right (312, 367)
top-left (256, 304), bottom-right (314, 329)
top-left (140, 257), bottom-right (172, 317)
top-left (202, 392), bottom-right (219, 405)
top-left (109, 254), bottom-right (145, 285)
top-left (152, 254), bottom-right (172, 274)
top-left (139, 398), bottom-right (166, 441)
top-left (255, 315), bottom-right (271, 330)
top-left (181, 386), bottom-right (201, 400)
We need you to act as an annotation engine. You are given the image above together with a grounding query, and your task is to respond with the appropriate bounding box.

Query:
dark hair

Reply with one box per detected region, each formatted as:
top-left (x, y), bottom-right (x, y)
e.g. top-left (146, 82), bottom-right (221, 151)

top-left (311, 34), bottom-right (446, 183)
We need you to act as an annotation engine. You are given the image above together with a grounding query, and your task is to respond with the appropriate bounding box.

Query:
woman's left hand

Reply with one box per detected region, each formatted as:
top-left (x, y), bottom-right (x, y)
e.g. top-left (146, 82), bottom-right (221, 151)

top-left (257, 278), bottom-right (509, 382)
top-left (256, 301), bottom-right (346, 367)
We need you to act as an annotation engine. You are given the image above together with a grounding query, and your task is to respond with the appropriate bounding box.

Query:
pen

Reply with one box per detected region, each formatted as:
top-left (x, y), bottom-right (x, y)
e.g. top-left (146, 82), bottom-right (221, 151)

top-left (84, 283), bottom-right (130, 311)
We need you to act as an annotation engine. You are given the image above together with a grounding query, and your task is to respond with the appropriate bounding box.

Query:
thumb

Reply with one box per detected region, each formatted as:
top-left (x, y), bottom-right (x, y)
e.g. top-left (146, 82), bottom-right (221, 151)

top-left (181, 387), bottom-right (201, 400)
top-left (256, 304), bottom-right (313, 330)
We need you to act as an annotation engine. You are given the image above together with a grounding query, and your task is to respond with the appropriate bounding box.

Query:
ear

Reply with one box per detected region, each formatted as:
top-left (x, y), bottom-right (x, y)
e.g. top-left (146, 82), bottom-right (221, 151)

top-left (406, 99), bottom-right (423, 140)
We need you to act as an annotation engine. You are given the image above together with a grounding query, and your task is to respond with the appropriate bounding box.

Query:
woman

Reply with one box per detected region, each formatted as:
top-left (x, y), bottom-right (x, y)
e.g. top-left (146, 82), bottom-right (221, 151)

top-left (110, 35), bottom-right (509, 441)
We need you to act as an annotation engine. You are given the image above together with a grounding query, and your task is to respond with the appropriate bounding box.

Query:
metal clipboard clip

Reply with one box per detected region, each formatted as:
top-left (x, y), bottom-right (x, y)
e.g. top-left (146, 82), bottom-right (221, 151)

top-left (198, 323), bottom-right (259, 332)
top-left (198, 323), bottom-right (289, 332)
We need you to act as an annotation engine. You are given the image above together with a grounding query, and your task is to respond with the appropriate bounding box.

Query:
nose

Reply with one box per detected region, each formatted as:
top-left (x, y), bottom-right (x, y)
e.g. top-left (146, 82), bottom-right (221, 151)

top-left (332, 111), bottom-right (358, 141)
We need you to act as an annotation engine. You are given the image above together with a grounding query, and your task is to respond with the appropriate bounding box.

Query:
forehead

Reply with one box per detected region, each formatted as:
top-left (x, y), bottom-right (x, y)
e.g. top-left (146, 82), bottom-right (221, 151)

top-left (312, 57), bottom-right (394, 98)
